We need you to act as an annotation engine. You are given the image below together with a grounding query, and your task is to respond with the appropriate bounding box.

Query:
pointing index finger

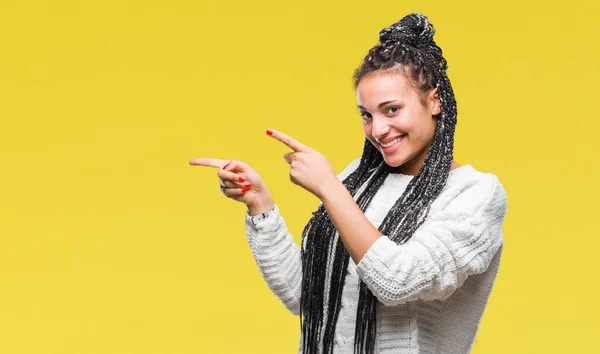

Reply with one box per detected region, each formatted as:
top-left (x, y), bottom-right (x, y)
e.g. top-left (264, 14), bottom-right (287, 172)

top-left (189, 158), bottom-right (229, 168)
top-left (267, 128), bottom-right (310, 152)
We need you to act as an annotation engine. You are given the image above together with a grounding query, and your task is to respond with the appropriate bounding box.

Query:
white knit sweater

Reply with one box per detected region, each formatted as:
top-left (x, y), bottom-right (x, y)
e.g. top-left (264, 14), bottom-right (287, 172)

top-left (244, 157), bottom-right (507, 353)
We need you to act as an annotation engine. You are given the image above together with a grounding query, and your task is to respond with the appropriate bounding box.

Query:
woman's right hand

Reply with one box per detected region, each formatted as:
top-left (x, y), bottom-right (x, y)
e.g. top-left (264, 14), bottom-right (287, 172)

top-left (189, 158), bottom-right (275, 215)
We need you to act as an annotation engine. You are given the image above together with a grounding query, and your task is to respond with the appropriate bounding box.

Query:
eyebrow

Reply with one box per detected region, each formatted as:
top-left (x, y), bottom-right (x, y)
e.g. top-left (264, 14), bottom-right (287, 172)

top-left (357, 100), bottom-right (399, 110)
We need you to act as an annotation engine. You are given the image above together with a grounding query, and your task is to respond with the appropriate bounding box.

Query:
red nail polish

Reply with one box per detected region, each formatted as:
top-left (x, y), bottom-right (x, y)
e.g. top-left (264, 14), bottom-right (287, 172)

top-left (239, 176), bottom-right (245, 182)
top-left (241, 188), bottom-right (246, 194)
top-left (244, 182), bottom-right (251, 188)
top-left (222, 163), bottom-right (230, 170)
top-left (266, 129), bottom-right (273, 136)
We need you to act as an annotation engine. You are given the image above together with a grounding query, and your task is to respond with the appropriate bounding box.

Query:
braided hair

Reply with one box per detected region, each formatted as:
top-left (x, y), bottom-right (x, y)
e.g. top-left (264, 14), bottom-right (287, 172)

top-left (298, 13), bottom-right (458, 353)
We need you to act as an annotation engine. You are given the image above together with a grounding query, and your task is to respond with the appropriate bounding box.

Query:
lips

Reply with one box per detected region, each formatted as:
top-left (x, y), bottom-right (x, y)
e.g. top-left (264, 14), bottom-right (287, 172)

top-left (377, 134), bottom-right (405, 147)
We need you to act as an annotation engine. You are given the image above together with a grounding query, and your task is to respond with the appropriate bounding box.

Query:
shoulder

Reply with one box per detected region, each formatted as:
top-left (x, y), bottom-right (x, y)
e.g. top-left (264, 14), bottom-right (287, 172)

top-left (431, 164), bottom-right (508, 222)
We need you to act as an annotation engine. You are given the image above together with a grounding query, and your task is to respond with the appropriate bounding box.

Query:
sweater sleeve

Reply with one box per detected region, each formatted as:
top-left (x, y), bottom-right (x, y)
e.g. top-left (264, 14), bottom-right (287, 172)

top-left (245, 156), bottom-right (362, 315)
top-left (355, 174), bottom-right (508, 306)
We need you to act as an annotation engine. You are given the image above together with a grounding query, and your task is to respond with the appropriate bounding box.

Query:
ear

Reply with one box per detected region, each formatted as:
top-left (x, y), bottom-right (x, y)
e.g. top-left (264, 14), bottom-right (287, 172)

top-left (429, 88), bottom-right (441, 116)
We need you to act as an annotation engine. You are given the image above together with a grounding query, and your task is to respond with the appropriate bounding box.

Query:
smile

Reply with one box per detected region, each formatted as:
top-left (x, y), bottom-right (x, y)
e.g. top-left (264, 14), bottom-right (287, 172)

top-left (379, 136), bottom-right (404, 148)
top-left (377, 135), bottom-right (405, 155)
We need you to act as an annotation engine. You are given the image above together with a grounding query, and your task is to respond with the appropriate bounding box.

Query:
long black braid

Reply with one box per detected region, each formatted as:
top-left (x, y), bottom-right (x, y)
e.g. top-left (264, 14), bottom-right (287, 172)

top-left (298, 13), bottom-right (458, 353)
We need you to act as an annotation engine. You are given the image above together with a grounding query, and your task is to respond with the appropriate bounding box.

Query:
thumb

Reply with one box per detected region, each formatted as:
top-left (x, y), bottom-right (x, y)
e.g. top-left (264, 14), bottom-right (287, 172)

top-left (222, 159), bottom-right (250, 173)
top-left (283, 152), bottom-right (294, 164)
top-left (220, 159), bottom-right (263, 185)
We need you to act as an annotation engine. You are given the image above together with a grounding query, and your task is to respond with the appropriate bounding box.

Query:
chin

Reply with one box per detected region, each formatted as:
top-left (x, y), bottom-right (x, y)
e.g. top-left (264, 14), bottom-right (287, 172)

top-left (381, 154), bottom-right (406, 168)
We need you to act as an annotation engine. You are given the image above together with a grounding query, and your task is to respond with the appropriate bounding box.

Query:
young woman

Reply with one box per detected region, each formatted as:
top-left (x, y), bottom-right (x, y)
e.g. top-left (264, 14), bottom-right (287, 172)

top-left (191, 13), bottom-right (507, 354)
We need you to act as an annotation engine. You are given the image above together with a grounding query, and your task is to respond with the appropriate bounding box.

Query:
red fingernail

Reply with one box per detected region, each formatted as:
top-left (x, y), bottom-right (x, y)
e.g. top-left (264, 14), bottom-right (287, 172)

top-left (266, 129), bottom-right (273, 136)
top-left (244, 182), bottom-right (251, 188)
top-left (239, 176), bottom-right (245, 182)
top-left (241, 188), bottom-right (246, 194)
top-left (222, 163), bottom-right (230, 170)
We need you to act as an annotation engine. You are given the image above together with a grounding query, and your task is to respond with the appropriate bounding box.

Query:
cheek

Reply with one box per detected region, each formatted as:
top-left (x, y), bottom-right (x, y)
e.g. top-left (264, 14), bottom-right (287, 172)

top-left (362, 123), bottom-right (372, 137)
top-left (414, 119), bottom-right (437, 145)
top-left (411, 107), bottom-right (436, 132)
top-left (425, 117), bottom-right (437, 136)
top-left (363, 125), bottom-right (379, 147)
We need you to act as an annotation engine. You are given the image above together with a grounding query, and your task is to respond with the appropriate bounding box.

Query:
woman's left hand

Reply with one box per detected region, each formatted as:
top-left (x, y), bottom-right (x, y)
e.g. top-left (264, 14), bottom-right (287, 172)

top-left (267, 128), bottom-right (338, 199)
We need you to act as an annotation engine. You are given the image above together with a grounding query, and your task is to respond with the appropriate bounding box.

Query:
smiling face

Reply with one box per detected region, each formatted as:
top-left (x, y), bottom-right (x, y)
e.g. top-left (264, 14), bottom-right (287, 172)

top-left (357, 68), bottom-right (441, 175)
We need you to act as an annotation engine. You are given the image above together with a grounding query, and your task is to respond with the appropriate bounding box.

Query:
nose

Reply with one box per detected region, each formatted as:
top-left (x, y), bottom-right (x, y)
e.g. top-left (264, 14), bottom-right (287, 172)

top-left (371, 115), bottom-right (390, 139)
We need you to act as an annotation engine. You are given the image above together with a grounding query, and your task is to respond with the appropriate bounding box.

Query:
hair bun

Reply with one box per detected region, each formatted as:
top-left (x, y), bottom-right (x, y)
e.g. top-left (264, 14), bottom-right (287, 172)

top-left (379, 13), bottom-right (435, 48)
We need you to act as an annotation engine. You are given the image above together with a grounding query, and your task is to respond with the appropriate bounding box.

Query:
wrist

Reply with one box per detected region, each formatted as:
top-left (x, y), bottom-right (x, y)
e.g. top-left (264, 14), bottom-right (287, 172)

top-left (247, 194), bottom-right (275, 217)
top-left (318, 175), bottom-right (344, 202)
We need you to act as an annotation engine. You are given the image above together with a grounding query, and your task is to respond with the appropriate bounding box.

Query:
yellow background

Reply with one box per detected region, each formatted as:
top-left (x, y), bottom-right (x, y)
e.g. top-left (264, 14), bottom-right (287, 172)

top-left (1, 0), bottom-right (598, 353)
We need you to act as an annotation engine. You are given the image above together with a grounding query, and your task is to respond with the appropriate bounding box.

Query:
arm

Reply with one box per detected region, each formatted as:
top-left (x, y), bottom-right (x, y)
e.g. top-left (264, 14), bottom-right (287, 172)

top-left (320, 173), bottom-right (507, 306)
top-left (319, 176), bottom-right (381, 264)
top-left (245, 205), bottom-right (303, 315)
top-left (244, 157), bottom-right (362, 315)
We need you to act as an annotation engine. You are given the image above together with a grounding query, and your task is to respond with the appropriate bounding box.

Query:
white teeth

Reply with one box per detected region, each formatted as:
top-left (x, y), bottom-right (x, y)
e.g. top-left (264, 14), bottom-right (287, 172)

top-left (380, 137), bottom-right (402, 148)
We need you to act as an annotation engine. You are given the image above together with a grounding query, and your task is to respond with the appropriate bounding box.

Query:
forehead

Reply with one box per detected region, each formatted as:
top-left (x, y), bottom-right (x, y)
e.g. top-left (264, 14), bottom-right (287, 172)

top-left (356, 71), bottom-right (416, 106)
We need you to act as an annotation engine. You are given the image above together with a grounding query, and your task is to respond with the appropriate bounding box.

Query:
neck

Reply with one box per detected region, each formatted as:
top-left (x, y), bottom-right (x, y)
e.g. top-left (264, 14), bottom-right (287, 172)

top-left (387, 159), bottom-right (460, 175)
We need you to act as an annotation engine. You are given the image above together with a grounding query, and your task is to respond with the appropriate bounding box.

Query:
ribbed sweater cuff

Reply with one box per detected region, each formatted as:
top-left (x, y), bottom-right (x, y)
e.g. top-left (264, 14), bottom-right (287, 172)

top-left (245, 204), bottom-right (282, 233)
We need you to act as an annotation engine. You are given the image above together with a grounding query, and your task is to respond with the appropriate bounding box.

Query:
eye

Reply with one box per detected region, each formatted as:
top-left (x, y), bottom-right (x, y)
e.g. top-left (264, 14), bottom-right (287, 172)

top-left (386, 106), bottom-right (400, 115)
top-left (360, 111), bottom-right (372, 122)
